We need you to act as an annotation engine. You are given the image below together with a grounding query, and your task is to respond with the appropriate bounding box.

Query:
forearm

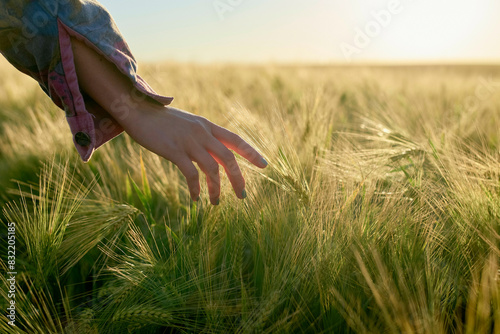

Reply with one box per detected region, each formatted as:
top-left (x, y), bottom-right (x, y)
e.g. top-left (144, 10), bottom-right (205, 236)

top-left (70, 36), bottom-right (156, 127)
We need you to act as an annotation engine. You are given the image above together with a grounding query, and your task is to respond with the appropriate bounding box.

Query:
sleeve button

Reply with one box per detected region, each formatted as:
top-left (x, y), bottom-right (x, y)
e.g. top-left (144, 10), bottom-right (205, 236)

top-left (75, 132), bottom-right (91, 147)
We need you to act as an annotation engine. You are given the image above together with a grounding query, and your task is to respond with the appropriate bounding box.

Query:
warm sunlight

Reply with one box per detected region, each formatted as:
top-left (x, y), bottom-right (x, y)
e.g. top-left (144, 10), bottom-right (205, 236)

top-left (99, 0), bottom-right (500, 63)
top-left (1, 0), bottom-right (500, 332)
top-left (343, 0), bottom-right (500, 62)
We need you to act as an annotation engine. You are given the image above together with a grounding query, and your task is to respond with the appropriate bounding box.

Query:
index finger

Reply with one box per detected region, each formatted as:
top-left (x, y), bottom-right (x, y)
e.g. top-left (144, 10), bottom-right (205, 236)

top-left (210, 124), bottom-right (268, 169)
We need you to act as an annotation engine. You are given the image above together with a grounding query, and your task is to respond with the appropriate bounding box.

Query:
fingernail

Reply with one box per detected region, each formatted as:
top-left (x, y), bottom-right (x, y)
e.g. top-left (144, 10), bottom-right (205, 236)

top-left (261, 158), bottom-right (268, 166)
top-left (215, 198), bottom-right (220, 205)
top-left (241, 189), bottom-right (247, 199)
top-left (194, 196), bottom-right (200, 202)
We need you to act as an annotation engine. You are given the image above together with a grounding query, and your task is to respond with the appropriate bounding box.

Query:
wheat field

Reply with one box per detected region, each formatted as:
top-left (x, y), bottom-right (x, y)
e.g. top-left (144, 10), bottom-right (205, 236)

top-left (0, 56), bottom-right (499, 333)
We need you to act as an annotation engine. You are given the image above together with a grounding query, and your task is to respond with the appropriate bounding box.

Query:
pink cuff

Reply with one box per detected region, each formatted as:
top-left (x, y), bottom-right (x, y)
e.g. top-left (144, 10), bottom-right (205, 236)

top-left (56, 19), bottom-right (173, 162)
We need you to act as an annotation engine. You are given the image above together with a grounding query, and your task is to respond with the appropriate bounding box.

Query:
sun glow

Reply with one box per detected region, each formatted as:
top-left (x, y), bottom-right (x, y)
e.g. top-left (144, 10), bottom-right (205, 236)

top-left (99, 0), bottom-right (500, 63)
top-left (352, 0), bottom-right (500, 62)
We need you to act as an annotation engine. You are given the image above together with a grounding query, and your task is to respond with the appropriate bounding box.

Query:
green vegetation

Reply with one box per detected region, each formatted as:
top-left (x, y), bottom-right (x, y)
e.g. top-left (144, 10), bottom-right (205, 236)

top-left (0, 59), bottom-right (499, 333)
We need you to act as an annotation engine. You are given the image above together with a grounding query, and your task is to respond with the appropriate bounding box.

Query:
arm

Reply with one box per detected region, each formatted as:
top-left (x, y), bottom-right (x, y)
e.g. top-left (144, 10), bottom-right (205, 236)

top-left (70, 37), bottom-right (268, 205)
top-left (0, 0), bottom-right (170, 161)
top-left (0, 1), bottom-right (266, 205)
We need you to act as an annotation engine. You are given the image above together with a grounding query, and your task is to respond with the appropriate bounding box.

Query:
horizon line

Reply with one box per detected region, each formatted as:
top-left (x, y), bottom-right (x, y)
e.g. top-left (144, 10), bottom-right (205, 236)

top-left (138, 59), bottom-right (500, 67)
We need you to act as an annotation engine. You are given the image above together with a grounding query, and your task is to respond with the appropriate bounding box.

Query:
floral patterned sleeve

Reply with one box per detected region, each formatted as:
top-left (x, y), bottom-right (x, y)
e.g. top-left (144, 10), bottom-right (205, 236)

top-left (0, 0), bottom-right (173, 162)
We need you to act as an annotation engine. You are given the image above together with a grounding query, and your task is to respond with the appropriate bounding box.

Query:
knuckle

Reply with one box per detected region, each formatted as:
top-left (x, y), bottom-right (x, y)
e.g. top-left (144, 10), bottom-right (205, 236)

top-left (186, 169), bottom-right (199, 182)
top-left (167, 148), bottom-right (183, 160)
top-left (221, 150), bottom-right (236, 163)
top-left (227, 160), bottom-right (241, 176)
top-left (198, 116), bottom-right (209, 124)
top-left (207, 160), bottom-right (220, 174)
top-left (231, 133), bottom-right (243, 143)
top-left (191, 117), bottom-right (211, 133)
top-left (190, 119), bottom-right (206, 132)
top-left (240, 142), bottom-right (259, 160)
top-left (237, 141), bottom-right (251, 153)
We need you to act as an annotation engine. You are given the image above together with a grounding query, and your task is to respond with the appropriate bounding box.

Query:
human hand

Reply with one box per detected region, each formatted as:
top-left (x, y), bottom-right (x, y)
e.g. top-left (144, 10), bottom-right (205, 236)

top-left (122, 104), bottom-right (268, 205)
top-left (69, 36), bottom-right (266, 204)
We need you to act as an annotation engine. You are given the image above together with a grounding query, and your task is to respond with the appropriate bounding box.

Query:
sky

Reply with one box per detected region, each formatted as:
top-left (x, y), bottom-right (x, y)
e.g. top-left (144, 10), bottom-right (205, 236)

top-left (98, 0), bottom-right (500, 64)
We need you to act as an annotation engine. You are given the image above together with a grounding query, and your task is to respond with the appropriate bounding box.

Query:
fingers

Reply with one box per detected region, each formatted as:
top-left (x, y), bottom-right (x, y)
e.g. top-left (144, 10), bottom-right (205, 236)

top-left (167, 117), bottom-right (268, 205)
top-left (210, 124), bottom-right (268, 169)
top-left (204, 137), bottom-right (247, 199)
top-left (172, 156), bottom-right (200, 201)
top-left (190, 147), bottom-right (221, 205)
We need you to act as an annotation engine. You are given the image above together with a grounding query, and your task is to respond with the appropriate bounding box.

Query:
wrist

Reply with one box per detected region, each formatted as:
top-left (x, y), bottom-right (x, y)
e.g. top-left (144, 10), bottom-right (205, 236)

top-left (107, 90), bottom-right (164, 128)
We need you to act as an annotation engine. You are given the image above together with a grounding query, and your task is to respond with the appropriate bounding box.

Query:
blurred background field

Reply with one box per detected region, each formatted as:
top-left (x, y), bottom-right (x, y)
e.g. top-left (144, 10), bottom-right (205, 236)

top-left (0, 56), bottom-right (499, 333)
